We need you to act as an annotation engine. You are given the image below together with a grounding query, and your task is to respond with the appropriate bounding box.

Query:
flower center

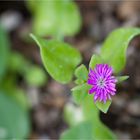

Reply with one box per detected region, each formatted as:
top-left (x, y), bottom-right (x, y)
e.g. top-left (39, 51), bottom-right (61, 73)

top-left (97, 78), bottom-right (106, 88)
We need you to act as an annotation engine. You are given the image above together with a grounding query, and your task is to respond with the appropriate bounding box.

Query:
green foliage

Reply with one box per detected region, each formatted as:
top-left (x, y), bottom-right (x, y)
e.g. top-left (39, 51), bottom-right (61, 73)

top-left (27, 0), bottom-right (81, 37)
top-left (95, 100), bottom-right (112, 113)
top-left (87, 28), bottom-right (140, 113)
top-left (89, 54), bottom-right (103, 69)
top-left (62, 28), bottom-right (140, 139)
top-left (0, 92), bottom-right (30, 139)
top-left (91, 121), bottom-right (117, 140)
top-left (74, 64), bottom-right (88, 84)
top-left (72, 83), bottom-right (91, 104)
top-left (81, 95), bottom-right (99, 122)
top-left (60, 121), bottom-right (93, 140)
top-left (62, 95), bottom-right (116, 140)
top-left (30, 34), bottom-right (82, 84)
top-left (9, 51), bottom-right (48, 87)
top-left (75, 64), bottom-right (88, 83)
top-left (82, 96), bottom-right (116, 139)
top-left (9, 52), bottom-right (27, 73)
top-left (24, 65), bottom-right (47, 87)
top-left (116, 75), bottom-right (129, 83)
top-left (27, 8), bottom-right (140, 138)
top-left (0, 27), bottom-right (32, 139)
top-left (63, 92), bottom-right (116, 139)
top-left (10, 89), bottom-right (29, 110)
top-left (2, 79), bottom-right (29, 110)
top-left (101, 28), bottom-right (140, 73)
top-left (65, 69), bottom-right (109, 139)
top-left (72, 64), bottom-right (91, 104)
top-left (0, 25), bottom-right (10, 82)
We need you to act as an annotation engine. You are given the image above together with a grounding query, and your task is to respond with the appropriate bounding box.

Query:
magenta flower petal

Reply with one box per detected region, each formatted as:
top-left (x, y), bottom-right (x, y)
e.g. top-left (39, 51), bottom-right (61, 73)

top-left (89, 87), bottom-right (97, 94)
top-left (87, 64), bottom-right (117, 103)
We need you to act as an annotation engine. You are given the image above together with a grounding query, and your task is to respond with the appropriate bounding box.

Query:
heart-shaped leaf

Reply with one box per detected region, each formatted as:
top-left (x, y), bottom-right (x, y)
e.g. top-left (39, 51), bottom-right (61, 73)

top-left (30, 34), bottom-right (82, 84)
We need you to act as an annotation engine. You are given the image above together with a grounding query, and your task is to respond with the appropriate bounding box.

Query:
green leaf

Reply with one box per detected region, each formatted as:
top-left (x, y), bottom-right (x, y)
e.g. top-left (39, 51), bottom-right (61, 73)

top-left (81, 94), bottom-right (99, 122)
top-left (28, 0), bottom-right (81, 37)
top-left (72, 83), bottom-right (91, 104)
top-left (9, 52), bottom-right (28, 73)
top-left (60, 121), bottom-right (93, 140)
top-left (32, 1), bottom-right (58, 36)
top-left (7, 88), bottom-right (29, 111)
top-left (30, 34), bottom-right (82, 84)
top-left (9, 52), bottom-right (48, 87)
top-left (92, 122), bottom-right (117, 140)
top-left (116, 75), bottom-right (129, 83)
top-left (0, 25), bottom-right (10, 81)
top-left (74, 79), bottom-right (84, 85)
top-left (75, 64), bottom-right (88, 82)
top-left (24, 65), bottom-right (47, 87)
top-left (58, 1), bottom-right (81, 36)
top-left (95, 100), bottom-right (112, 114)
top-left (82, 95), bottom-right (116, 139)
top-left (0, 92), bottom-right (30, 139)
top-left (89, 54), bottom-right (103, 69)
top-left (62, 95), bottom-right (116, 140)
top-left (101, 28), bottom-right (140, 73)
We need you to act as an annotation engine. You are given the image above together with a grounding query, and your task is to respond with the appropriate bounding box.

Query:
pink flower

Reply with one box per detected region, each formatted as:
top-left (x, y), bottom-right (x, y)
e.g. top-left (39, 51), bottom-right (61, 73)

top-left (87, 64), bottom-right (117, 103)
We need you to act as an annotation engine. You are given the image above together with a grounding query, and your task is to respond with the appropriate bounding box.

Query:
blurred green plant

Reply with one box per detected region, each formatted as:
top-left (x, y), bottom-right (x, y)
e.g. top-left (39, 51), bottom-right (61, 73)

top-left (27, 0), bottom-right (81, 38)
top-left (24, 65), bottom-right (47, 87)
top-left (0, 25), bottom-right (47, 139)
top-left (9, 52), bottom-right (48, 87)
top-left (0, 91), bottom-right (30, 139)
top-left (0, 25), bottom-right (10, 82)
top-left (0, 25), bottom-right (30, 139)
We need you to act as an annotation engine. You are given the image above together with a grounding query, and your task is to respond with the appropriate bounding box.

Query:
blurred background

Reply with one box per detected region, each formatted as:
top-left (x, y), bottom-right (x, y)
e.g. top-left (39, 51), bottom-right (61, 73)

top-left (0, 0), bottom-right (140, 139)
